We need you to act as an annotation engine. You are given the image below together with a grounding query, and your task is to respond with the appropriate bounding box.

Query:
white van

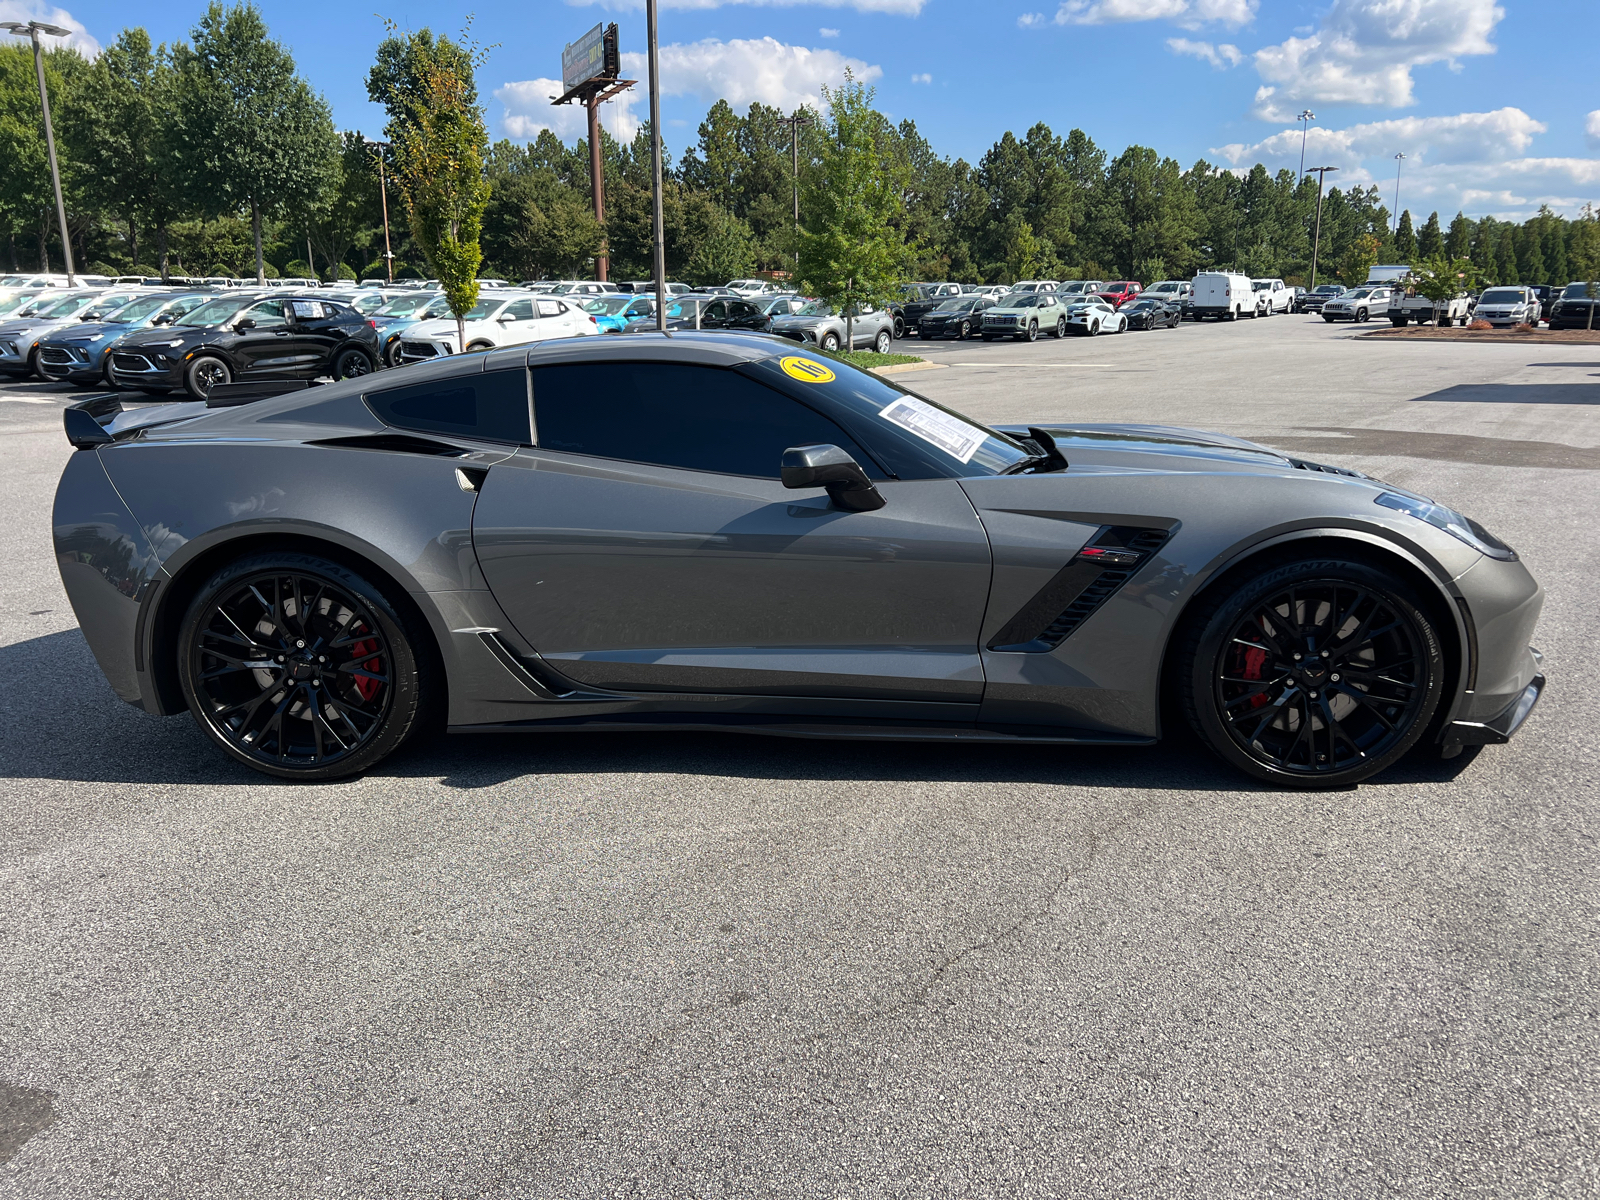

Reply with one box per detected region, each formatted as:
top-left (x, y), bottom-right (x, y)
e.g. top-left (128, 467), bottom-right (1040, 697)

top-left (1191, 271), bottom-right (1255, 321)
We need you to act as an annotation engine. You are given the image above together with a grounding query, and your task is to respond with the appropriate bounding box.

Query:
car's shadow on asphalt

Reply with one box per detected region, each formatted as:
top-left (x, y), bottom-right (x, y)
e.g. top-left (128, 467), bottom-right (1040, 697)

top-left (1, 628), bottom-right (1482, 793)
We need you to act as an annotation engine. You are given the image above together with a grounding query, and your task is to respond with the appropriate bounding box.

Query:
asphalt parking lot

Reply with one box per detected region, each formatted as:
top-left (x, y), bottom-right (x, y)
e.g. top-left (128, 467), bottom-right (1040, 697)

top-left (2, 314), bottom-right (1597, 1198)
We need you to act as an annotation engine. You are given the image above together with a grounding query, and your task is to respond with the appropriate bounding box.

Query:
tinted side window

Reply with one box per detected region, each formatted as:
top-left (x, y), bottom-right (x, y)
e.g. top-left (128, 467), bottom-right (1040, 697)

top-left (530, 362), bottom-right (881, 479)
top-left (364, 368), bottom-right (531, 444)
top-left (248, 300), bottom-right (287, 329)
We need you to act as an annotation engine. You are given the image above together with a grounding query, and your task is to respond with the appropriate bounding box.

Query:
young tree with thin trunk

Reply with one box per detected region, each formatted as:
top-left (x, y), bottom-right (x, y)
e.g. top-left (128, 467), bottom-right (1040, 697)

top-left (369, 24), bottom-right (490, 349)
top-left (173, 2), bottom-right (337, 284)
top-left (795, 72), bottom-right (909, 351)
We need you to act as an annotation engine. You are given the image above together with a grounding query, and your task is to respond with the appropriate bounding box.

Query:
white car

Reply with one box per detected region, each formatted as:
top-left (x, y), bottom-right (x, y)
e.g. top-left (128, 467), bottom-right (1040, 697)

top-left (1063, 297), bottom-right (1127, 336)
top-left (398, 293), bottom-right (596, 362)
top-left (1009, 279), bottom-right (1060, 294)
top-left (1251, 277), bottom-right (1293, 315)
top-left (1191, 271), bottom-right (1257, 321)
top-left (1470, 286), bottom-right (1543, 327)
top-left (1320, 286), bottom-right (1394, 322)
top-left (725, 279), bottom-right (781, 297)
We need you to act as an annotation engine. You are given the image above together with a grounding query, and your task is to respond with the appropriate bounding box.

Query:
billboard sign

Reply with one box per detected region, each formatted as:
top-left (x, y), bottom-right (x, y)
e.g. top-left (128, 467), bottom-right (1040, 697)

top-left (562, 23), bottom-right (617, 92)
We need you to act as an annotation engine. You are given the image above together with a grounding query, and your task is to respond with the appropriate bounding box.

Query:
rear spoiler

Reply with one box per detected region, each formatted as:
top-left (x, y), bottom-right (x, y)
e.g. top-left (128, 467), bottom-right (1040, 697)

top-left (63, 379), bottom-right (322, 449)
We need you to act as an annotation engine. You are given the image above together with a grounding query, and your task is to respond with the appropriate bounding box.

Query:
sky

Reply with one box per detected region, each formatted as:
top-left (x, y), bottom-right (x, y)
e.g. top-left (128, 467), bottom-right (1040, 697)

top-left (8, 0), bottom-right (1599, 221)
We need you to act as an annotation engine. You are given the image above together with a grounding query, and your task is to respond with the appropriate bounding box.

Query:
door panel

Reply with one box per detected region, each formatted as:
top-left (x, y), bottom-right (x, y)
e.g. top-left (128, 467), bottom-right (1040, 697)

top-left (472, 450), bottom-right (993, 700)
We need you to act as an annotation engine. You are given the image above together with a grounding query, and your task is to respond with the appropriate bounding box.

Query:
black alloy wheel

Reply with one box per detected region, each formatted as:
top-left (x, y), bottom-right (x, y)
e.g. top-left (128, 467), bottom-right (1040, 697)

top-left (1357, 307), bottom-right (1370, 322)
top-left (178, 552), bottom-right (429, 780)
top-left (333, 347), bottom-right (373, 380)
top-left (185, 354), bottom-right (231, 399)
top-left (1181, 556), bottom-right (1443, 787)
top-left (893, 316), bottom-right (905, 339)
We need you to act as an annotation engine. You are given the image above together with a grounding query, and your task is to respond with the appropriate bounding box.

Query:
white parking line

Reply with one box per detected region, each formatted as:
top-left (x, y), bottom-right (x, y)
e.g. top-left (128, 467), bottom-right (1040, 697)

top-left (944, 362), bottom-right (1117, 367)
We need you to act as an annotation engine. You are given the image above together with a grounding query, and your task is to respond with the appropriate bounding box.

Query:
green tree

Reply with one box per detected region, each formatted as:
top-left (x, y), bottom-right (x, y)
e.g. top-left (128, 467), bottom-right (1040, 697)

top-left (1393, 209), bottom-right (1416, 261)
top-left (0, 41), bottom-right (90, 270)
top-left (795, 72), bottom-right (908, 348)
top-left (173, 2), bottom-right (338, 283)
top-left (1417, 210), bottom-right (1443, 257)
top-left (1409, 254), bottom-right (1478, 323)
top-left (371, 24), bottom-right (490, 346)
top-left (1339, 232), bottom-right (1382, 287)
top-left (1445, 212), bottom-right (1472, 260)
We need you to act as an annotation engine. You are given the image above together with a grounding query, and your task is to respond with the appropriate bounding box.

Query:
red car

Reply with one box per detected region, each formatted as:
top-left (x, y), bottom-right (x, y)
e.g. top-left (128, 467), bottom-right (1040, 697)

top-left (1094, 281), bottom-right (1143, 309)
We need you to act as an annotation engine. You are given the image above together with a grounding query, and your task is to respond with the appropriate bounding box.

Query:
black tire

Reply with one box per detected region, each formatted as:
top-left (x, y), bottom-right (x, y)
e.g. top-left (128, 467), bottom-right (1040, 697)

top-left (1227, 308), bottom-right (1238, 322)
top-left (183, 354), bottom-right (231, 399)
top-left (821, 332), bottom-right (841, 352)
top-left (102, 358), bottom-right (121, 391)
top-left (959, 320), bottom-right (971, 339)
top-left (1087, 319), bottom-right (1100, 337)
top-left (26, 348), bottom-right (44, 380)
top-left (893, 316), bottom-right (905, 339)
top-left (1356, 308), bottom-right (1369, 322)
top-left (464, 341), bottom-right (493, 354)
top-left (177, 550), bottom-right (431, 781)
top-left (333, 347), bottom-right (374, 380)
top-left (1054, 316), bottom-right (1067, 338)
top-left (1025, 320), bottom-right (1039, 342)
top-left (1178, 555), bottom-right (1444, 788)
top-left (1323, 316), bottom-right (1336, 324)
top-left (1390, 316), bottom-right (1408, 327)
top-left (874, 329), bottom-right (892, 354)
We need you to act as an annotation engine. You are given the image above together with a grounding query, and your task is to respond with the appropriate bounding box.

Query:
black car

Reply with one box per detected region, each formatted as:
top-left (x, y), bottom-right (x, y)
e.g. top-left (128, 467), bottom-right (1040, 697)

top-left (1299, 285), bottom-right (1346, 314)
top-left (1547, 281), bottom-right (1599, 330)
top-left (621, 294), bottom-right (771, 335)
top-left (896, 283), bottom-right (964, 337)
top-left (1122, 297), bottom-right (1182, 330)
top-left (110, 293), bottom-right (381, 399)
top-left (915, 296), bottom-right (994, 339)
top-left (1288, 286), bottom-right (1309, 313)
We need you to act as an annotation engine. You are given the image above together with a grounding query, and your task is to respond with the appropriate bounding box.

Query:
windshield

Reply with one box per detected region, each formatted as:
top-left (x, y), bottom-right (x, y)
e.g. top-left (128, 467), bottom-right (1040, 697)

top-left (0, 275), bottom-right (28, 287)
top-left (583, 296), bottom-right (635, 315)
top-left (32, 293), bottom-right (102, 318)
top-left (175, 297), bottom-right (252, 327)
top-left (1005, 295), bottom-right (1051, 308)
top-left (0, 294), bottom-right (32, 316)
top-left (1316, 286), bottom-right (1343, 294)
top-left (1478, 288), bottom-right (1526, 304)
top-left (793, 301), bottom-right (831, 317)
top-left (105, 295), bottom-right (174, 324)
top-left (1146, 283), bottom-right (1176, 293)
top-left (934, 299), bottom-right (974, 312)
top-left (1560, 283), bottom-right (1595, 299)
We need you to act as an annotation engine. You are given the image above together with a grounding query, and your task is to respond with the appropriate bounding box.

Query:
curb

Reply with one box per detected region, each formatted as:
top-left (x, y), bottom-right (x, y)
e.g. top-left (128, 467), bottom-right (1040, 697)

top-left (871, 361), bottom-right (949, 377)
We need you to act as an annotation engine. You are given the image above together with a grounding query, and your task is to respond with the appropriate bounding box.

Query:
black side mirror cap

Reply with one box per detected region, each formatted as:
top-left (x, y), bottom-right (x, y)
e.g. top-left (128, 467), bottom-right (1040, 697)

top-left (234, 318), bottom-right (256, 331)
top-left (780, 444), bottom-right (886, 512)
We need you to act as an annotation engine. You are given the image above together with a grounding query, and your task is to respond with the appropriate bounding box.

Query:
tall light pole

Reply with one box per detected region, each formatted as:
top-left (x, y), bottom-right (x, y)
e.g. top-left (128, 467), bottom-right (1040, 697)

top-left (646, 0), bottom-right (667, 331)
top-left (1297, 110), bottom-right (1315, 178)
top-left (784, 112), bottom-right (814, 279)
top-left (2, 21), bottom-right (75, 283)
top-left (1307, 166), bottom-right (1338, 290)
top-left (369, 140), bottom-right (395, 284)
top-left (1392, 152), bottom-right (1406, 232)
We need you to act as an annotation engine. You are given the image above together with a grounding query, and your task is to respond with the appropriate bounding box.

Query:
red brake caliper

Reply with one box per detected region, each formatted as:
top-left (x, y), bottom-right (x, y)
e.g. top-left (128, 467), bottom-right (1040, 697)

top-left (1240, 645), bottom-right (1268, 708)
top-left (348, 638), bottom-right (382, 701)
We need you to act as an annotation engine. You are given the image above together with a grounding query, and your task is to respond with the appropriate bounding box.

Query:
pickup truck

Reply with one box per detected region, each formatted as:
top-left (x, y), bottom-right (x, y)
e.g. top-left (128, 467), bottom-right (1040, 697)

top-left (1387, 282), bottom-right (1472, 326)
top-left (1251, 278), bottom-right (1293, 314)
top-left (1094, 281), bottom-right (1143, 309)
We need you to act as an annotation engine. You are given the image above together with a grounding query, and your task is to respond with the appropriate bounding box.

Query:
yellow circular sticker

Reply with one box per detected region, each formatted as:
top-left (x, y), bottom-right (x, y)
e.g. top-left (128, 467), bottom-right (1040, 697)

top-left (779, 355), bottom-right (836, 384)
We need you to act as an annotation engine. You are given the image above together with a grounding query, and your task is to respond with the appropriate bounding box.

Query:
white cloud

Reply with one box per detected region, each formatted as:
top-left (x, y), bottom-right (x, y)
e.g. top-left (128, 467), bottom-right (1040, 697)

top-left (1167, 37), bottom-right (1242, 69)
top-left (910, 72), bottom-right (931, 84)
top-left (1216, 108), bottom-right (1546, 169)
top-left (624, 37), bottom-right (879, 110)
top-left (1017, 11), bottom-right (1045, 26)
top-left (1587, 110), bottom-right (1600, 151)
top-left (0, 0), bottom-right (100, 56)
top-left (1052, 0), bottom-right (1255, 27)
top-left (1249, 0), bottom-right (1504, 120)
top-left (818, 26), bottom-right (839, 36)
top-left (566, 0), bottom-right (925, 13)
top-left (496, 78), bottom-right (643, 141)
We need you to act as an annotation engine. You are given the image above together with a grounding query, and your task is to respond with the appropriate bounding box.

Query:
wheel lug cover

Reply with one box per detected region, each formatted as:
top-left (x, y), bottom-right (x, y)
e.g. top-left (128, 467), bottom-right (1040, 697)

top-left (1331, 673), bottom-right (1340, 682)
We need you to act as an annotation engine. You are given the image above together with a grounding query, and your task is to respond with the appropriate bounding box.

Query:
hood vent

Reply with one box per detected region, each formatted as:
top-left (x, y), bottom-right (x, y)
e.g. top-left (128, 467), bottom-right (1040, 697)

top-left (1288, 457), bottom-right (1367, 479)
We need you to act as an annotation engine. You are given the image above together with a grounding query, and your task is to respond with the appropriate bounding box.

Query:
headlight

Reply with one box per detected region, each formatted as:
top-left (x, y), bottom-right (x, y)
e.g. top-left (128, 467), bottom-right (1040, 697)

top-left (1375, 492), bottom-right (1516, 561)
top-left (163, 338), bottom-right (184, 347)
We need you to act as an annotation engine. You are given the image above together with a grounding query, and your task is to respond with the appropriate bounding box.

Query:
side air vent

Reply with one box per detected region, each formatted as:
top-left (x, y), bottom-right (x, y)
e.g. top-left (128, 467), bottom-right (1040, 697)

top-left (310, 434), bottom-right (472, 458)
top-left (1288, 457), bottom-right (1367, 479)
top-left (987, 525), bottom-right (1173, 653)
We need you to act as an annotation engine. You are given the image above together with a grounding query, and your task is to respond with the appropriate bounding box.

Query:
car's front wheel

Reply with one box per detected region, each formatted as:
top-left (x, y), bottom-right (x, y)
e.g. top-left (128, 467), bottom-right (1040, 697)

top-left (177, 551), bottom-right (431, 781)
top-left (1024, 320), bottom-right (1039, 342)
top-left (1087, 319), bottom-right (1100, 337)
top-left (1054, 317), bottom-right (1067, 338)
top-left (1179, 554), bottom-right (1444, 788)
top-left (959, 320), bottom-right (971, 339)
top-left (821, 332), bottom-right (841, 351)
top-left (184, 354), bottom-right (231, 399)
top-left (874, 329), bottom-right (892, 354)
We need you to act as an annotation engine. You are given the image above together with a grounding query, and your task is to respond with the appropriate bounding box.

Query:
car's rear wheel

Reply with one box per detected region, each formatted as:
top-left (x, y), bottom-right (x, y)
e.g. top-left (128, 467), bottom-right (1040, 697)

top-left (333, 347), bottom-right (373, 380)
top-left (177, 551), bottom-right (429, 781)
top-left (1179, 555), bottom-right (1444, 788)
top-left (821, 332), bottom-right (841, 351)
top-left (184, 354), bottom-right (231, 399)
top-left (874, 329), bottom-right (892, 354)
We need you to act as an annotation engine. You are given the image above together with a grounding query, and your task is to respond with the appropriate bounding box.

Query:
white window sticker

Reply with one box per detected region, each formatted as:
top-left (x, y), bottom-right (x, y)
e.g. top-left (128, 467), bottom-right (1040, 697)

top-left (879, 396), bottom-right (986, 464)
top-left (290, 301), bottom-right (319, 318)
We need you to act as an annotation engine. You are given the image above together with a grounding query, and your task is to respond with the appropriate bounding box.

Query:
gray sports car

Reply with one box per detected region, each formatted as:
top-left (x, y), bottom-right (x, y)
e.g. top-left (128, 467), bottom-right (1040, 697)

top-left (53, 332), bottom-right (1544, 788)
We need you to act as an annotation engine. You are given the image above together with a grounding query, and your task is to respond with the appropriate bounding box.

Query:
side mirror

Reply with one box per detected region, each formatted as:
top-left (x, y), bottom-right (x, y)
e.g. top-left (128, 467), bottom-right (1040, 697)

top-left (781, 444), bottom-right (885, 512)
top-left (152, 313), bottom-right (172, 325)
top-left (234, 318), bottom-right (256, 332)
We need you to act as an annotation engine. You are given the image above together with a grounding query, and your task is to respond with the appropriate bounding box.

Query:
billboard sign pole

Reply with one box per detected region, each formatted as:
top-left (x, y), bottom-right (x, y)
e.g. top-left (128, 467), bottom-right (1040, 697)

top-left (553, 23), bottom-right (633, 283)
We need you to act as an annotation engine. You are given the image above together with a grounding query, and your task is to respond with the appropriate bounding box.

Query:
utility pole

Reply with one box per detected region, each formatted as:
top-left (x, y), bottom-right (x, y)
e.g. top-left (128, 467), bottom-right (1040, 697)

top-left (784, 111), bottom-right (814, 278)
top-left (1, 20), bottom-right (75, 283)
top-left (1297, 110), bottom-right (1315, 178)
top-left (1392, 152), bottom-right (1406, 232)
top-left (370, 142), bottom-right (395, 284)
top-left (1307, 166), bottom-right (1338, 289)
top-left (646, 0), bottom-right (667, 330)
